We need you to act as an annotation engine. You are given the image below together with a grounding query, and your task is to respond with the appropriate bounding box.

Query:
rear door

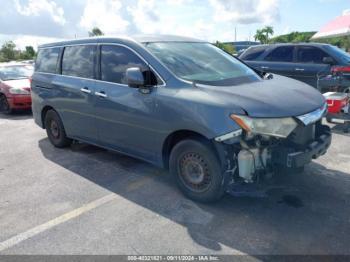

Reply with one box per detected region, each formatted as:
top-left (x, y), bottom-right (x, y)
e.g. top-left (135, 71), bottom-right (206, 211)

top-left (52, 44), bottom-right (98, 142)
top-left (260, 45), bottom-right (297, 77)
top-left (294, 46), bottom-right (332, 88)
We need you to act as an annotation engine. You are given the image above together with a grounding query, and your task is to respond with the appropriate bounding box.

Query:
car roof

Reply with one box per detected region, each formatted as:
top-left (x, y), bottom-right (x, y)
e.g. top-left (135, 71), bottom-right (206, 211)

top-left (38, 34), bottom-right (206, 49)
top-left (249, 42), bottom-right (331, 49)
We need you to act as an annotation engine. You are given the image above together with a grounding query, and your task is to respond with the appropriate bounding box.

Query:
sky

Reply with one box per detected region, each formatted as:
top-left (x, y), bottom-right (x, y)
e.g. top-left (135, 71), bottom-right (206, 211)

top-left (0, 0), bottom-right (349, 50)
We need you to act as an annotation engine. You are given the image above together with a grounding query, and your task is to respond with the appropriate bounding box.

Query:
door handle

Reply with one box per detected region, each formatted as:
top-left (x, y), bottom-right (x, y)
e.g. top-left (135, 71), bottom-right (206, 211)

top-left (295, 68), bottom-right (305, 71)
top-left (95, 91), bottom-right (107, 98)
top-left (80, 87), bottom-right (91, 94)
top-left (261, 66), bottom-right (269, 70)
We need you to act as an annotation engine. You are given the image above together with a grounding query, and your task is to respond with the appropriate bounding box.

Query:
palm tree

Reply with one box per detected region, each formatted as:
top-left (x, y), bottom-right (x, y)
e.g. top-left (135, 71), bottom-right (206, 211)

top-left (254, 26), bottom-right (274, 44)
top-left (262, 26), bottom-right (274, 43)
top-left (254, 29), bottom-right (267, 44)
top-left (89, 27), bottom-right (104, 37)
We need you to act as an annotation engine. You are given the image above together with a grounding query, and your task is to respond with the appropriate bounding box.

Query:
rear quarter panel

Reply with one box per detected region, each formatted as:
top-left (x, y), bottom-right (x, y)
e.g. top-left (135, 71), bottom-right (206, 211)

top-left (31, 72), bottom-right (59, 128)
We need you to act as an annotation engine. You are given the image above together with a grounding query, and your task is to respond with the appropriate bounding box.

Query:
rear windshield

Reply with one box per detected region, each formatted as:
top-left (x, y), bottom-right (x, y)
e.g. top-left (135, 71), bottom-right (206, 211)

top-left (145, 42), bottom-right (260, 86)
top-left (0, 65), bottom-right (33, 81)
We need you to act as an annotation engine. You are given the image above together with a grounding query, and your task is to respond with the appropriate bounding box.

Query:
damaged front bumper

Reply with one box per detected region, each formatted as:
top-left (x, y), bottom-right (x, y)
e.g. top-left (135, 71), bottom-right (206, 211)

top-left (215, 121), bottom-right (332, 187)
top-left (272, 125), bottom-right (332, 168)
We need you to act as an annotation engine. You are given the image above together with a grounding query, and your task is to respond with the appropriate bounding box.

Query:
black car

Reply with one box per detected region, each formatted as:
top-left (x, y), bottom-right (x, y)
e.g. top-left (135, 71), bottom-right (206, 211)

top-left (239, 43), bottom-right (350, 88)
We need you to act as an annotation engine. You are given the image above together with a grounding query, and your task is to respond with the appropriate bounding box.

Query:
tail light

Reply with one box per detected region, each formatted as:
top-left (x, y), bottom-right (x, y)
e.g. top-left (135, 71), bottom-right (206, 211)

top-left (331, 66), bottom-right (350, 73)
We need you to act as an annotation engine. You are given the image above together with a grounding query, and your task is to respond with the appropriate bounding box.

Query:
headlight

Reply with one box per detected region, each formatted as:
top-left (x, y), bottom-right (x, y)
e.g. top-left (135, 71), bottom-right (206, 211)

top-left (9, 87), bottom-right (30, 95)
top-left (230, 114), bottom-right (298, 138)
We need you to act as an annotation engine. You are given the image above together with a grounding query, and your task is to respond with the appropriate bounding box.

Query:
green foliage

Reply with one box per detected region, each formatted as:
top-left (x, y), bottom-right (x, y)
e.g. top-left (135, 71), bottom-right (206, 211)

top-left (25, 46), bottom-right (35, 57)
top-left (270, 31), bottom-right (350, 49)
top-left (0, 41), bottom-right (16, 62)
top-left (254, 29), bottom-right (267, 44)
top-left (270, 31), bottom-right (316, 43)
top-left (214, 41), bottom-right (236, 54)
top-left (255, 26), bottom-right (274, 44)
top-left (89, 27), bottom-right (104, 37)
top-left (0, 41), bottom-right (36, 62)
top-left (316, 35), bottom-right (350, 50)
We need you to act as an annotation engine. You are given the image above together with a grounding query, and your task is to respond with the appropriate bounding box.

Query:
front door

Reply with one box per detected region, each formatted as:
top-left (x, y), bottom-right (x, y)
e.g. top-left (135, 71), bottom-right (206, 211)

top-left (294, 46), bottom-right (332, 88)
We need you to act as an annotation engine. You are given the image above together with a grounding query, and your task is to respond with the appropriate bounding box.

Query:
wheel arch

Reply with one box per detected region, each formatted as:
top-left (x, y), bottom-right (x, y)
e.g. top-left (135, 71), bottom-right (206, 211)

top-left (41, 105), bottom-right (55, 129)
top-left (162, 129), bottom-right (223, 169)
top-left (0, 92), bottom-right (11, 112)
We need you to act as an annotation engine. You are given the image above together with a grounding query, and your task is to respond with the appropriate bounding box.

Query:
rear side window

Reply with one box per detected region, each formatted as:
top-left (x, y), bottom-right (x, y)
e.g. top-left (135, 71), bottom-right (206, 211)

top-left (240, 47), bottom-right (266, 61)
top-left (264, 46), bottom-right (294, 62)
top-left (36, 48), bottom-right (60, 73)
top-left (101, 45), bottom-right (158, 85)
top-left (297, 46), bottom-right (330, 64)
top-left (62, 45), bottom-right (96, 79)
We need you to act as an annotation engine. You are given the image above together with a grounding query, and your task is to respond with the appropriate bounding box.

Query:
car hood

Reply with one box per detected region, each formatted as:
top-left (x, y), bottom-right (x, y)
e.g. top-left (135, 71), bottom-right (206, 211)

top-left (3, 79), bottom-right (31, 89)
top-left (197, 75), bottom-right (325, 118)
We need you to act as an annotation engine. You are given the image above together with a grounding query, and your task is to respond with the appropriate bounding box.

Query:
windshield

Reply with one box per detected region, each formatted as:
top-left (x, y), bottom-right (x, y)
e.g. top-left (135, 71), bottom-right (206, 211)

top-left (0, 65), bottom-right (33, 81)
top-left (326, 45), bottom-right (350, 63)
top-left (145, 42), bottom-right (260, 86)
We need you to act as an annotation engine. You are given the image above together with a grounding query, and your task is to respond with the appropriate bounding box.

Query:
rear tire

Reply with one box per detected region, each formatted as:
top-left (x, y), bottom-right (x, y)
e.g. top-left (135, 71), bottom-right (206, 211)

top-left (44, 110), bottom-right (72, 148)
top-left (169, 139), bottom-right (225, 203)
top-left (0, 94), bottom-right (12, 114)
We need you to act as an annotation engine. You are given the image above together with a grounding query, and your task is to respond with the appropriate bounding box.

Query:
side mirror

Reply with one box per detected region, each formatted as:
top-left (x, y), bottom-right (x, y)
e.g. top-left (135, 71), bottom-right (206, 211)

top-left (323, 57), bottom-right (335, 65)
top-left (126, 67), bottom-right (145, 88)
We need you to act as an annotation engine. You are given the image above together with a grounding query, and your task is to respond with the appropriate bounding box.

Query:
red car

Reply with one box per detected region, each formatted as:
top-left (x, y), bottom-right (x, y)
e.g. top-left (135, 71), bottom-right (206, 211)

top-left (0, 63), bottom-right (33, 113)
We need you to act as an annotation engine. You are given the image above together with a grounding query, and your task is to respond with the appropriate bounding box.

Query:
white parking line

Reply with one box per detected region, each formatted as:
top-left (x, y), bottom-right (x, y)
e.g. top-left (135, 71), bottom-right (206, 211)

top-left (0, 193), bottom-right (117, 252)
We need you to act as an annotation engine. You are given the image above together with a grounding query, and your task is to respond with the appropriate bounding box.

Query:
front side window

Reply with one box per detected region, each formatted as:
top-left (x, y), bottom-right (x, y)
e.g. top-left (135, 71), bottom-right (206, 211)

top-left (62, 45), bottom-right (96, 79)
top-left (36, 47), bottom-right (60, 73)
top-left (100, 45), bottom-right (159, 85)
top-left (297, 46), bottom-right (330, 64)
top-left (145, 42), bottom-right (260, 86)
top-left (264, 46), bottom-right (294, 62)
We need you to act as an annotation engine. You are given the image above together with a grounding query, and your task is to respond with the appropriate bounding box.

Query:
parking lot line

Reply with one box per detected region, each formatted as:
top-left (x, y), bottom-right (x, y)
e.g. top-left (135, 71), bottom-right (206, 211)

top-left (0, 193), bottom-right (118, 252)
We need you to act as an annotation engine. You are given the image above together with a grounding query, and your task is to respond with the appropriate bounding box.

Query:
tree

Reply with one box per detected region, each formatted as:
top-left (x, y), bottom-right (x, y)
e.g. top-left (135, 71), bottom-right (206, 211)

top-left (254, 29), bottom-right (268, 44)
top-left (214, 41), bottom-right (236, 55)
top-left (270, 31), bottom-right (315, 43)
top-left (89, 27), bottom-right (104, 37)
top-left (18, 46), bottom-right (36, 60)
top-left (262, 26), bottom-right (274, 42)
top-left (0, 42), bottom-right (36, 62)
top-left (255, 26), bottom-right (274, 44)
top-left (0, 41), bottom-right (16, 62)
top-left (25, 46), bottom-right (35, 57)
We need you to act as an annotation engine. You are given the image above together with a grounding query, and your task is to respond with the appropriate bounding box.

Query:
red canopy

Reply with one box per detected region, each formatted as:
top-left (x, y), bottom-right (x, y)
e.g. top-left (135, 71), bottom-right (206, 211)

top-left (312, 10), bottom-right (350, 39)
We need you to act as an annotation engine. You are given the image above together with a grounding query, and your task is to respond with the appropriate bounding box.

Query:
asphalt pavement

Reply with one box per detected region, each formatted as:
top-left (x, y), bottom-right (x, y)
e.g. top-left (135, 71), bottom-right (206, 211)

top-left (0, 111), bottom-right (350, 256)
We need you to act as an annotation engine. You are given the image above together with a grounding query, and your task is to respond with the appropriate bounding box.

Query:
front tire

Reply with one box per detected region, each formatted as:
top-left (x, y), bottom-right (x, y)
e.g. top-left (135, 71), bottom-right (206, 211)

top-left (44, 110), bottom-right (72, 148)
top-left (169, 139), bottom-right (225, 203)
